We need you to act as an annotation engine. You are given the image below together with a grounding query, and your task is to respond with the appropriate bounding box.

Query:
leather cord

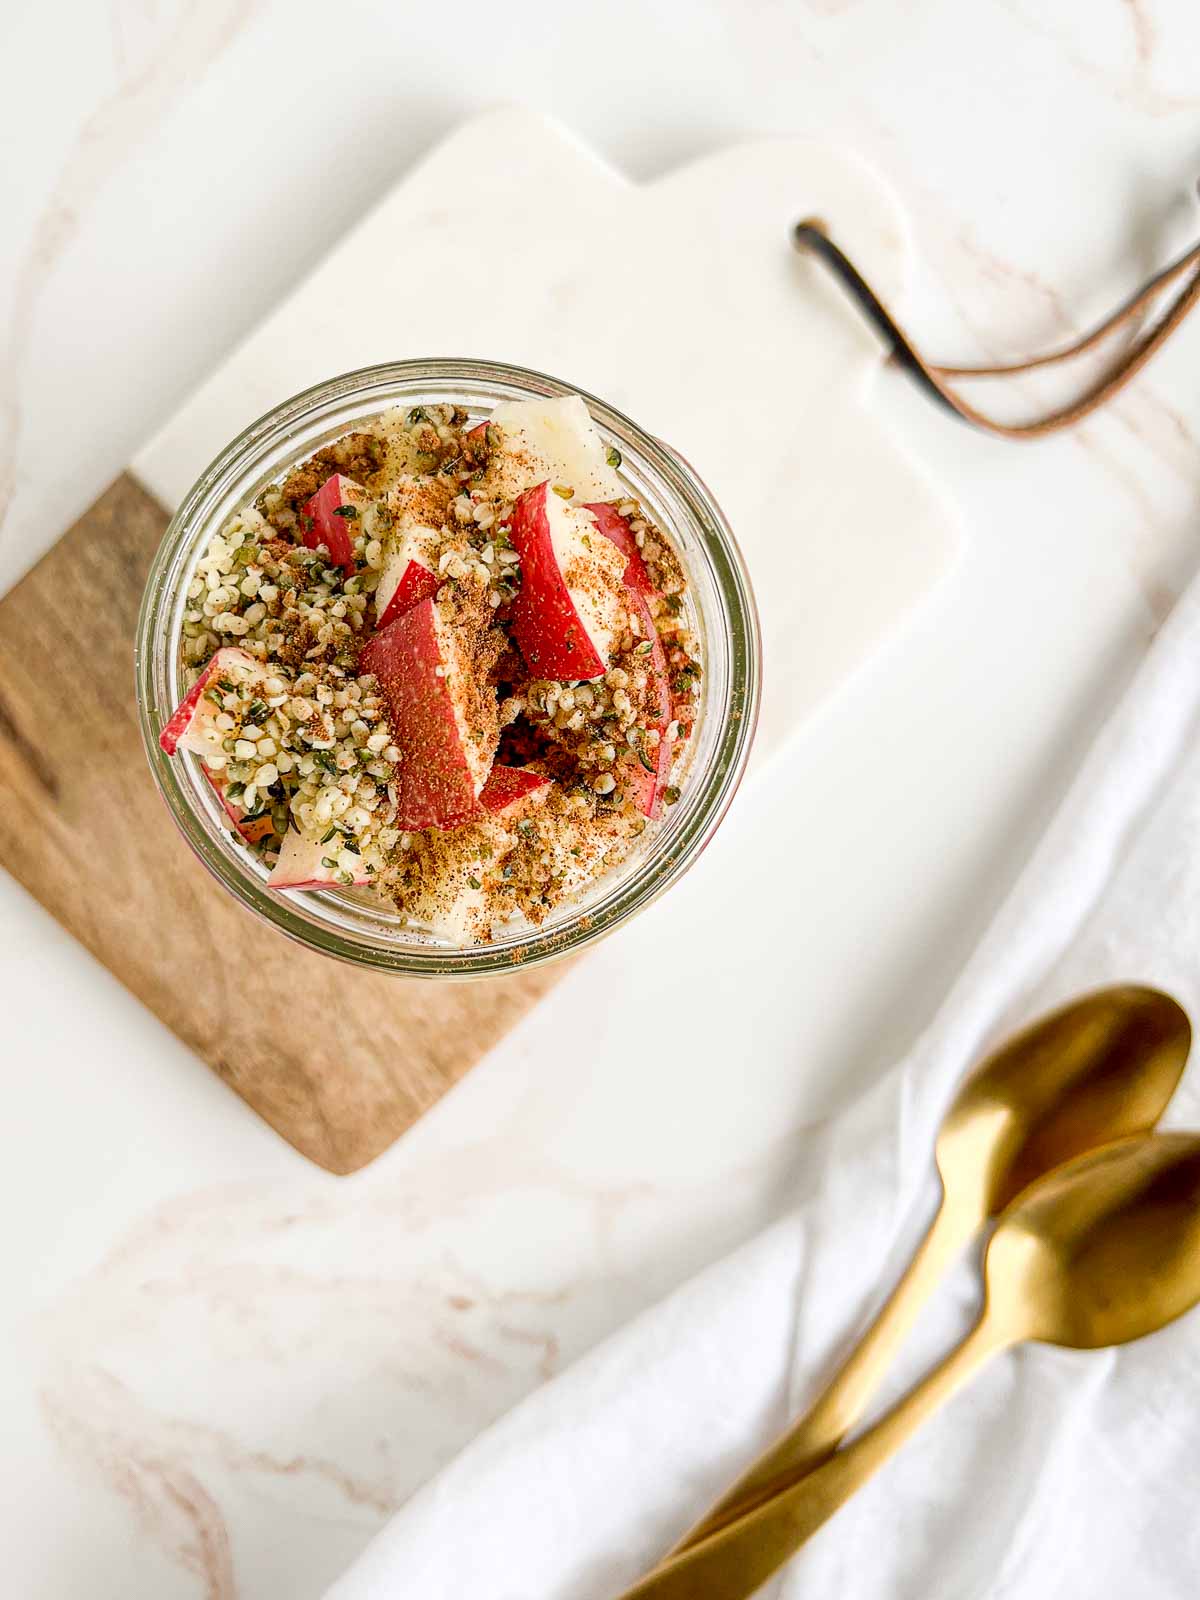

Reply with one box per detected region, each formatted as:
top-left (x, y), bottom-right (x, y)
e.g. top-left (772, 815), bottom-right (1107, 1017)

top-left (793, 217), bottom-right (1200, 439)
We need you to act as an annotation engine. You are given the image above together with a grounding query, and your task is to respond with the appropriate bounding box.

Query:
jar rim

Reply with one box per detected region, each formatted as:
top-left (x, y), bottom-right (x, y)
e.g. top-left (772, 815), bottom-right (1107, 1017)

top-left (135, 357), bottom-right (761, 977)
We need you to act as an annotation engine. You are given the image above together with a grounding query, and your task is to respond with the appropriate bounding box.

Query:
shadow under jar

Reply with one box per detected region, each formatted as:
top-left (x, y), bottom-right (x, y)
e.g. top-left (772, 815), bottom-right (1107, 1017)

top-left (136, 359), bottom-right (761, 978)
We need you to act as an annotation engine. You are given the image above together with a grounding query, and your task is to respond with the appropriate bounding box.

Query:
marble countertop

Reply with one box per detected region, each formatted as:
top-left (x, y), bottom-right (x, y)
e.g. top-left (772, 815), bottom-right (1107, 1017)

top-left (5, 3), bottom-right (1200, 1595)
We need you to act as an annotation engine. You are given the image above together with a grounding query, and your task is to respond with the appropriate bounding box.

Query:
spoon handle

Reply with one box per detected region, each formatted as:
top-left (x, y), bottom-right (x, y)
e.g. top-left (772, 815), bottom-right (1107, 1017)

top-left (616, 1315), bottom-right (1005, 1600)
top-left (669, 1191), bottom-right (967, 1554)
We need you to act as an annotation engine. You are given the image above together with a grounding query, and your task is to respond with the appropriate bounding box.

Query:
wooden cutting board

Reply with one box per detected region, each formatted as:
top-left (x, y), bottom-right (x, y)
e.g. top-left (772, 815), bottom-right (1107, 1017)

top-left (0, 476), bottom-right (560, 1174)
top-left (0, 113), bottom-right (958, 1172)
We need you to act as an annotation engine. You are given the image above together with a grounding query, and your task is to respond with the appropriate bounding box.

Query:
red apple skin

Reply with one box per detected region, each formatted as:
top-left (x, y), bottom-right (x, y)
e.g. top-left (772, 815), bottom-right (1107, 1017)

top-left (583, 501), bottom-right (654, 594)
top-left (359, 598), bottom-right (482, 829)
top-left (376, 559), bottom-right (440, 631)
top-left (299, 473), bottom-right (362, 572)
top-left (160, 673), bottom-right (211, 756)
top-left (204, 764), bottom-right (243, 827)
top-left (159, 646), bottom-right (260, 755)
top-left (510, 482), bottom-right (609, 681)
top-left (586, 502), bottom-right (675, 818)
top-left (479, 765), bottom-right (550, 814)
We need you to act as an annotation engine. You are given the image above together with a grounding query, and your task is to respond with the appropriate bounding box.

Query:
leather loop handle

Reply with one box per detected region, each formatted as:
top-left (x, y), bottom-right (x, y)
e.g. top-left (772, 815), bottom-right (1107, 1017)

top-left (794, 217), bottom-right (1200, 439)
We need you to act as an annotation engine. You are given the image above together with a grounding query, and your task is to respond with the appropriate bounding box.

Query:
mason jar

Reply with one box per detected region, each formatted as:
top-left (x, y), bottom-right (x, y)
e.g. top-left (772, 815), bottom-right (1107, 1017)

top-left (135, 358), bottom-right (760, 977)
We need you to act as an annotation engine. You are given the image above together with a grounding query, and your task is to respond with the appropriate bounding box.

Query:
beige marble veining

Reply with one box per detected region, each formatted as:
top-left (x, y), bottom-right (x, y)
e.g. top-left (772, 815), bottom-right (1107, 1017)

top-left (31, 1116), bottom-right (808, 1595)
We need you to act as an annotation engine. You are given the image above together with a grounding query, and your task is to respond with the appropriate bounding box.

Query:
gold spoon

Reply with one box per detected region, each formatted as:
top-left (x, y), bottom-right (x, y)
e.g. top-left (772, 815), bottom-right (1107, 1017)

top-left (619, 1131), bottom-right (1200, 1600)
top-left (667, 983), bottom-right (1189, 1556)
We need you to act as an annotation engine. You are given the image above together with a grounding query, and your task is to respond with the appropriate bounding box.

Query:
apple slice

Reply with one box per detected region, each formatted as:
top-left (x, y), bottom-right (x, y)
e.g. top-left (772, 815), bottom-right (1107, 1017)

top-left (585, 501), bottom-right (678, 818)
top-left (375, 516), bottom-right (441, 630)
top-left (376, 557), bottom-right (440, 630)
top-left (485, 395), bottom-right (625, 503)
top-left (159, 647), bottom-right (267, 756)
top-left (359, 591), bottom-right (500, 829)
top-left (583, 501), bottom-right (654, 594)
top-left (202, 765), bottom-right (276, 844)
top-left (393, 767), bottom-right (554, 942)
top-left (298, 473), bottom-right (369, 572)
top-left (509, 482), bottom-right (627, 681)
top-left (479, 765), bottom-right (551, 815)
top-left (267, 826), bottom-right (375, 891)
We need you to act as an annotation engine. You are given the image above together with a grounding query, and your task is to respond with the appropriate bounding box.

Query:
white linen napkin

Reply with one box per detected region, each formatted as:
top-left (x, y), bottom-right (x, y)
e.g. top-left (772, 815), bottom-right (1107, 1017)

top-left (326, 567), bottom-right (1200, 1600)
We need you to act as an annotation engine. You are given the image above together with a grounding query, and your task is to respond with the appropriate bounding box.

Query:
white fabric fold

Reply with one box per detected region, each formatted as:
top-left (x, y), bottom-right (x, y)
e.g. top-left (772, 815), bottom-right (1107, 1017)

top-left (327, 572), bottom-right (1200, 1600)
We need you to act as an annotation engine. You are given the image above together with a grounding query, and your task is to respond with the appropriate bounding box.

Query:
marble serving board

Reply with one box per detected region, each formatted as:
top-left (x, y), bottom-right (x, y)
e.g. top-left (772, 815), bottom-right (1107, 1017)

top-left (0, 109), bottom-right (958, 1174)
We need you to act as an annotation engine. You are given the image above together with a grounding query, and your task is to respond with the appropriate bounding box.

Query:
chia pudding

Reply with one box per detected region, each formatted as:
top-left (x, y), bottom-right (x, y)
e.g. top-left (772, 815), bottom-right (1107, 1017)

top-left (159, 395), bottom-right (702, 945)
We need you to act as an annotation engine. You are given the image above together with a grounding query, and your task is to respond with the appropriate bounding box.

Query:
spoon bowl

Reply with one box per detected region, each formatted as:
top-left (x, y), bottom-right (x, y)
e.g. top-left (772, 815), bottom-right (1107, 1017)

top-left (988, 1132), bottom-right (1200, 1349)
top-left (938, 984), bottom-right (1192, 1216)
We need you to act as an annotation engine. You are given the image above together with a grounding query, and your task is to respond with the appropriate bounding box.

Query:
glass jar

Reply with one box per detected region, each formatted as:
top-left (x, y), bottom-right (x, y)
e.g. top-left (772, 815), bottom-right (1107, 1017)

top-left (135, 359), bottom-right (760, 978)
